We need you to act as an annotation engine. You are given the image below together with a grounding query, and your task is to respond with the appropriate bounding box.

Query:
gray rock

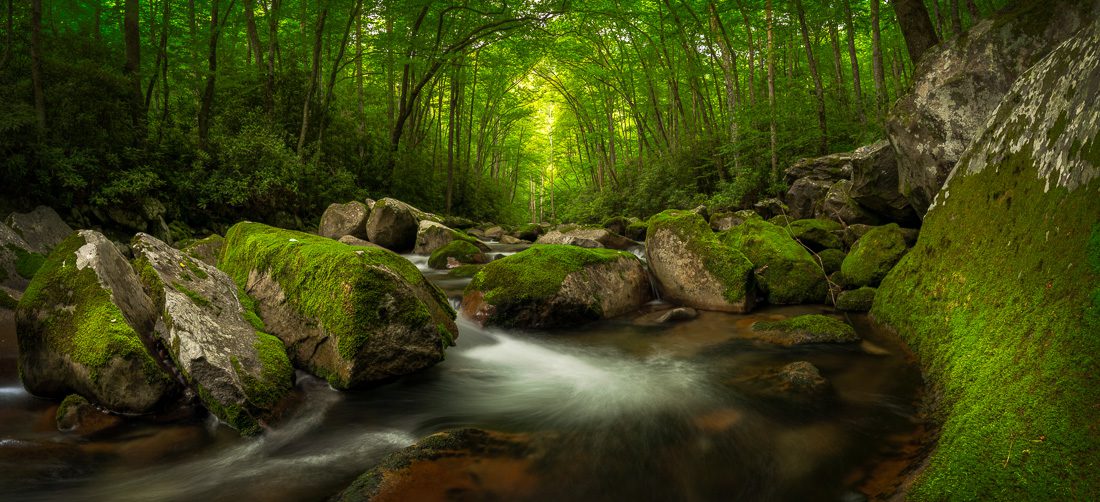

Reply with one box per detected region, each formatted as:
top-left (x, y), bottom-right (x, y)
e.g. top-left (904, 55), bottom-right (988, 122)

top-left (365, 198), bottom-right (421, 252)
top-left (132, 233), bottom-right (294, 434)
top-left (784, 177), bottom-right (834, 220)
top-left (338, 235), bottom-right (383, 248)
top-left (753, 198), bottom-right (789, 220)
top-left (0, 222), bottom-right (41, 291)
top-left (318, 201), bottom-right (370, 240)
top-left (536, 228), bottom-right (634, 250)
top-left (784, 152), bottom-right (853, 185)
top-left (414, 220), bottom-right (489, 255)
top-left (181, 234), bottom-right (225, 267)
top-left (849, 141), bottom-right (917, 224)
top-left (483, 226), bottom-right (506, 241)
top-left (709, 210), bottom-right (760, 232)
top-left (886, 0), bottom-right (1099, 216)
top-left (5, 206), bottom-right (72, 254)
top-left (816, 180), bottom-right (880, 225)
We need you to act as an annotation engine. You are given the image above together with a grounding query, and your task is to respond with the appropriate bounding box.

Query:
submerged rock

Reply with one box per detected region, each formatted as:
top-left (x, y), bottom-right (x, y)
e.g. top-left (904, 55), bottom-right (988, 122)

top-left (835, 287), bottom-right (876, 312)
top-left (365, 198), bottom-right (421, 252)
top-left (721, 219), bottom-right (827, 305)
top-left (749, 314), bottom-right (859, 346)
top-left (16, 230), bottom-right (177, 413)
top-left (220, 222), bottom-right (457, 390)
top-left (840, 224), bottom-right (909, 287)
top-left (645, 210), bottom-right (755, 313)
top-left (55, 394), bottom-right (123, 436)
top-left (318, 201), bottom-right (371, 240)
top-left (873, 18), bottom-right (1100, 498)
top-left (462, 245), bottom-right (651, 329)
top-left (132, 233), bottom-right (294, 434)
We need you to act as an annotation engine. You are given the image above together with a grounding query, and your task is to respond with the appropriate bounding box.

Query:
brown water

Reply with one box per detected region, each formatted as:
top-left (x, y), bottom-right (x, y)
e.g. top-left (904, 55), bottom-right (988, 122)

top-left (0, 252), bottom-right (924, 501)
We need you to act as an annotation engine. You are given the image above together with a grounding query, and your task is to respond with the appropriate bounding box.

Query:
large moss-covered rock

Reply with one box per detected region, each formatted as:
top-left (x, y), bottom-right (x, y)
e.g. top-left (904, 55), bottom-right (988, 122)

top-left (840, 224), bottom-right (908, 287)
top-left (886, 0), bottom-right (1099, 216)
top-left (132, 233), bottom-right (294, 435)
top-left (835, 287), bottom-right (875, 312)
top-left (427, 240), bottom-right (489, 270)
top-left (16, 231), bottom-right (177, 413)
top-left (645, 210), bottom-right (755, 312)
top-left (462, 245), bottom-right (651, 328)
top-left (783, 218), bottom-right (843, 251)
top-left (220, 223), bottom-right (457, 390)
top-left (721, 219), bottom-right (827, 305)
top-left (873, 20), bottom-right (1100, 500)
top-left (318, 201), bottom-right (371, 240)
top-left (414, 220), bottom-right (488, 256)
top-left (0, 221), bottom-right (45, 292)
top-left (365, 198), bottom-right (421, 252)
top-left (749, 314), bottom-right (859, 346)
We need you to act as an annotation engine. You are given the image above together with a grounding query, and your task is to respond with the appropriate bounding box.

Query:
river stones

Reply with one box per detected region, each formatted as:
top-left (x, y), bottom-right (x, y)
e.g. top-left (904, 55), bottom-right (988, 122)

top-left (645, 210), bottom-right (755, 313)
top-left (220, 222), bottom-right (457, 390)
top-left (462, 245), bottom-right (652, 329)
top-left (427, 240), bottom-right (490, 269)
top-left (414, 220), bottom-right (489, 255)
top-left (55, 394), bottom-right (124, 436)
top-left (536, 226), bottom-right (634, 250)
top-left (132, 233), bottom-right (294, 434)
top-left (728, 361), bottom-right (834, 410)
top-left (720, 219), bottom-right (827, 305)
top-left (749, 314), bottom-right (859, 346)
top-left (835, 287), bottom-right (876, 312)
top-left (365, 198), bottom-right (421, 252)
top-left (318, 201), bottom-right (371, 240)
top-left (16, 230), bottom-right (177, 414)
top-left (840, 224), bottom-right (909, 287)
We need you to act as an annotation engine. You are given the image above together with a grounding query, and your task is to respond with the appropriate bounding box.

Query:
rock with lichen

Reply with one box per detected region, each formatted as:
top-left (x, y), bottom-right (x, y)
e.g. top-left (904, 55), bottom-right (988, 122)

top-left (220, 222), bottom-right (457, 390)
top-left (16, 230), bottom-right (177, 414)
top-left (132, 233), bottom-right (294, 435)
top-left (414, 220), bottom-right (489, 256)
top-left (365, 198), bottom-right (421, 252)
top-left (462, 245), bottom-right (651, 328)
top-left (318, 201), bottom-right (371, 240)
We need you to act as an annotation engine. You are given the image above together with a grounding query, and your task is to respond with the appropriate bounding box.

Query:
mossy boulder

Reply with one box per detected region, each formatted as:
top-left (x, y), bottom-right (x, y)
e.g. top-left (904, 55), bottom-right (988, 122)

top-left (709, 210), bottom-right (760, 232)
top-left (749, 314), bottom-right (859, 346)
top-left (720, 219), bottom-right (827, 305)
top-left (414, 220), bottom-right (488, 256)
top-left (365, 198), bottom-right (421, 252)
top-left (427, 240), bottom-right (490, 270)
top-left (515, 223), bottom-right (543, 241)
top-left (817, 180), bottom-right (880, 225)
top-left (220, 222), bottom-right (457, 390)
top-left (783, 219), bottom-right (844, 251)
top-left (132, 233), bottom-right (294, 435)
top-left (835, 287), bottom-right (876, 312)
top-left (624, 220), bottom-right (648, 241)
top-left (840, 223), bottom-right (908, 287)
top-left (447, 264), bottom-right (483, 279)
top-left (873, 20), bottom-right (1100, 499)
top-left (1, 221), bottom-right (46, 291)
top-left (462, 245), bottom-right (651, 329)
top-left (55, 393), bottom-right (123, 436)
top-left (601, 216), bottom-right (630, 235)
top-left (818, 248), bottom-right (846, 275)
top-left (535, 227), bottom-right (634, 250)
top-left (181, 234), bottom-right (225, 267)
top-left (16, 230), bottom-right (177, 413)
top-left (318, 201), bottom-right (370, 240)
top-left (645, 210), bottom-right (755, 312)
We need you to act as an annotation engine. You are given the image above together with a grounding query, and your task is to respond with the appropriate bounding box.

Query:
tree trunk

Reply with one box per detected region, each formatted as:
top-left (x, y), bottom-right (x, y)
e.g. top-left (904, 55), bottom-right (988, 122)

top-left (30, 0), bottom-right (45, 139)
top-left (950, 0), bottom-right (963, 36)
top-left (315, 0), bottom-right (363, 155)
top-left (893, 0), bottom-right (939, 64)
top-left (296, 4), bottom-right (327, 154)
top-left (738, 1), bottom-right (756, 108)
top-left (871, 0), bottom-right (888, 117)
top-left (124, 0), bottom-right (145, 137)
top-left (828, 20), bottom-right (847, 108)
top-left (261, 0), bottom-right (279, 115)
top-left (709, 2), bottom-right (739, 170)
top-left (794, 0), bottom-right (828, 154)
top-left (766, 0), bottom-right (778, 181)
top-left (965, 0), bottom-right (980, 19)
top-left (198, 0), bottom-right (230, 151)
top-left (843, 0), bottom-right (865, 124)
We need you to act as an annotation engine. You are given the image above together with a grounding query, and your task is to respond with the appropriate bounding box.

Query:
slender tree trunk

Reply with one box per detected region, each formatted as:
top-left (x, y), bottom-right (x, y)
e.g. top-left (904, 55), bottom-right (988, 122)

top-left (198, 0), bottom-right (230, 151)
top-left (766, 0), bottom-right (778, 181)
top-left (871, 0), bottom-right (888, 117)
top-left (355, 9), bottom-right (364, 162)
top-left (965, 0), bottom-right (980, 19)
top-left (843, 0), bottom-right (865, 124)
top-left (893, 0), bottom-right (940, 64)
top-left (145, 0), bottom-right (170, 109)
top-left (315, 0), bottom-right (363, 155)
top-left (296, 4), bottom-right (327, 154)
top-left (30, 0), bottom-right (46, 139)
top-left (828, 20), bottom-right (847, 108)
top-left (709, 2), bottom-right (739, 171)
top-left (124, 0), bottom-right (145, 137)
top-left (243, 0), bottom-right (264, 71)
top-left (738, 2), bottom-right (756, 108)
top-left (261, 0), bottom-right (279, 115)
top-left (950, 0), bottom-right (964, 36)
top-left (447, 68), bottom-right (458, 214)
top-left (794, 0), bottom-right (828, 154)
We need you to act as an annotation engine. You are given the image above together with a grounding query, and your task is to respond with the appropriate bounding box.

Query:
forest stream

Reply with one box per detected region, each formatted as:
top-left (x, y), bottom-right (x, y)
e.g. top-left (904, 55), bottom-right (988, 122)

top-left (0, 243), bottom-right (924, 502)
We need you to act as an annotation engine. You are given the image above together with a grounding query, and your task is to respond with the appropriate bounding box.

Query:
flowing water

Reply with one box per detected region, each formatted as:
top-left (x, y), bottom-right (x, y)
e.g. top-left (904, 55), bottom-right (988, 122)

top-left (0, 247), bottom-right (924, 501)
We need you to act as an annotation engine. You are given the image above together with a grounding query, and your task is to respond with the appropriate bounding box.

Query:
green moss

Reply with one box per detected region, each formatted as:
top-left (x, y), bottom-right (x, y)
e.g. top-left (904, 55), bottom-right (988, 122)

top-left (783, 219), bottom-right (844, 251)
top-left (219, 223), bottom-right (454, 387)
top-left (835, 286), bottom-right (876, 312)
top-left (237, 286), bottom-right (266, 332)
top-left (840, 223), bottom-right (908, 287)
top-left (235, 332), bottom-right (294, 411)
top-left (872, 145), bottom-right (1100, 500)
top-left (132, 257), bottom-right (166, 309)
top-left (197, 382), bottom-right (257, 436)
top-left (818, 248), bottom-right (846, 275)
top-left (18, 233), bottom-right (167, 387)
top-left (56, 393), bottom-right (88, 423)
top-left (427, 240), bottom-right (483, 269)
top-left (752, 314), bottom-right (859, 344)
top-left (447, 264), bottom-right (483, 278)
top-left (172, 283), bottom-right (211, 308)
top-left (467, 244), bottom-right (630, 309)
top-left (647, 210), bottom-right (754, 304)
top-left (0, 290), bottom-right (16, 309)
top-left (6, 244), bottom-right (46, 280)
top-left (721, 219), bottom-right (827, 305)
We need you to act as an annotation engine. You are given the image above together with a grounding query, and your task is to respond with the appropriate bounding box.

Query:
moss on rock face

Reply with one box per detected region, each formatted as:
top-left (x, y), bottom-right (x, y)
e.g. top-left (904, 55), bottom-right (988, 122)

top-left (840, 223), bottom-right (908, 287)
top-left (721, 219), bottom-right (828, 305)
top-left (220, 222), bottom-right (457, 390)
top-left (427, 240), bottom-right (487, 270)
top-left (783, 219), bottom-right (844, 251)
top-left (0, 289), bottom-right (16, 309)
top-left (818, 248), bottom-right (846, 275)
top-left (447, 264), bottom-right (483, 278)
top-left (835, 287), bottom-right (876, 312)
top-left (463, 245), bottom-right (651, 328)
top-left (750, 314), bottom-right (859, 346)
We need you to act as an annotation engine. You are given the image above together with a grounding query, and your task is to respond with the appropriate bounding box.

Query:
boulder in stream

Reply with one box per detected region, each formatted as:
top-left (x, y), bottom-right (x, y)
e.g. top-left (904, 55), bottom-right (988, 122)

top-left (720, 219), bottom-right (827, 305)
top-left (16, 230), bottom-right (177, 413)
top-left (414, 220), bottom-right (489, 255)
top-left (365, 198), bottom-right (421, 252)
top-left (749, 314), bottom-right (859, 346)
top-left (428, 240), bottom-right (490, 269)
top-left (840, 224), bottom-right (909, 287)
top-left (462, 244), bottom-right (652, 329)
top-left (220, 222), bottom-right (457, 390)
top-left (536, 226), bottom-right (635, 250)
top-left (318, 201), bottom-right (371, 240)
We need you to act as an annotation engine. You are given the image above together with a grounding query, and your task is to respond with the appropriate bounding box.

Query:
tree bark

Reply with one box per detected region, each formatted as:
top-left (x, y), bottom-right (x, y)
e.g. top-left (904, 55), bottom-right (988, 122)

top-left (871, 0), bottom-right (888, 116)
top-left (30, 0), bottom-right (46, 139)
top-left (828, 19), bottom-right (847, 108)
top-left (124, 0), bottom-right (145, 136)
top-left (737, 1), bottom-right (756, 108)
top-left (766, 0), bottom-right (778, 180)
top-left (950, 0), bottom-right (963, 36)
top-left (843, 0), bottom-right (865, 124)
top-left (296, 4), bottom-right (328, 154)
top-left (243, 0), bottom-right (264, 71)
top-left (794, 0), bottom-right (828, 154)
top-left (315, 0), bottom-right (363, 155)
top-left (198, 0), bottom-right (233, 151)
top-left (965, 0), bottom-right (980, 19)
top-left (893, 0), bottom-right (939, 64)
